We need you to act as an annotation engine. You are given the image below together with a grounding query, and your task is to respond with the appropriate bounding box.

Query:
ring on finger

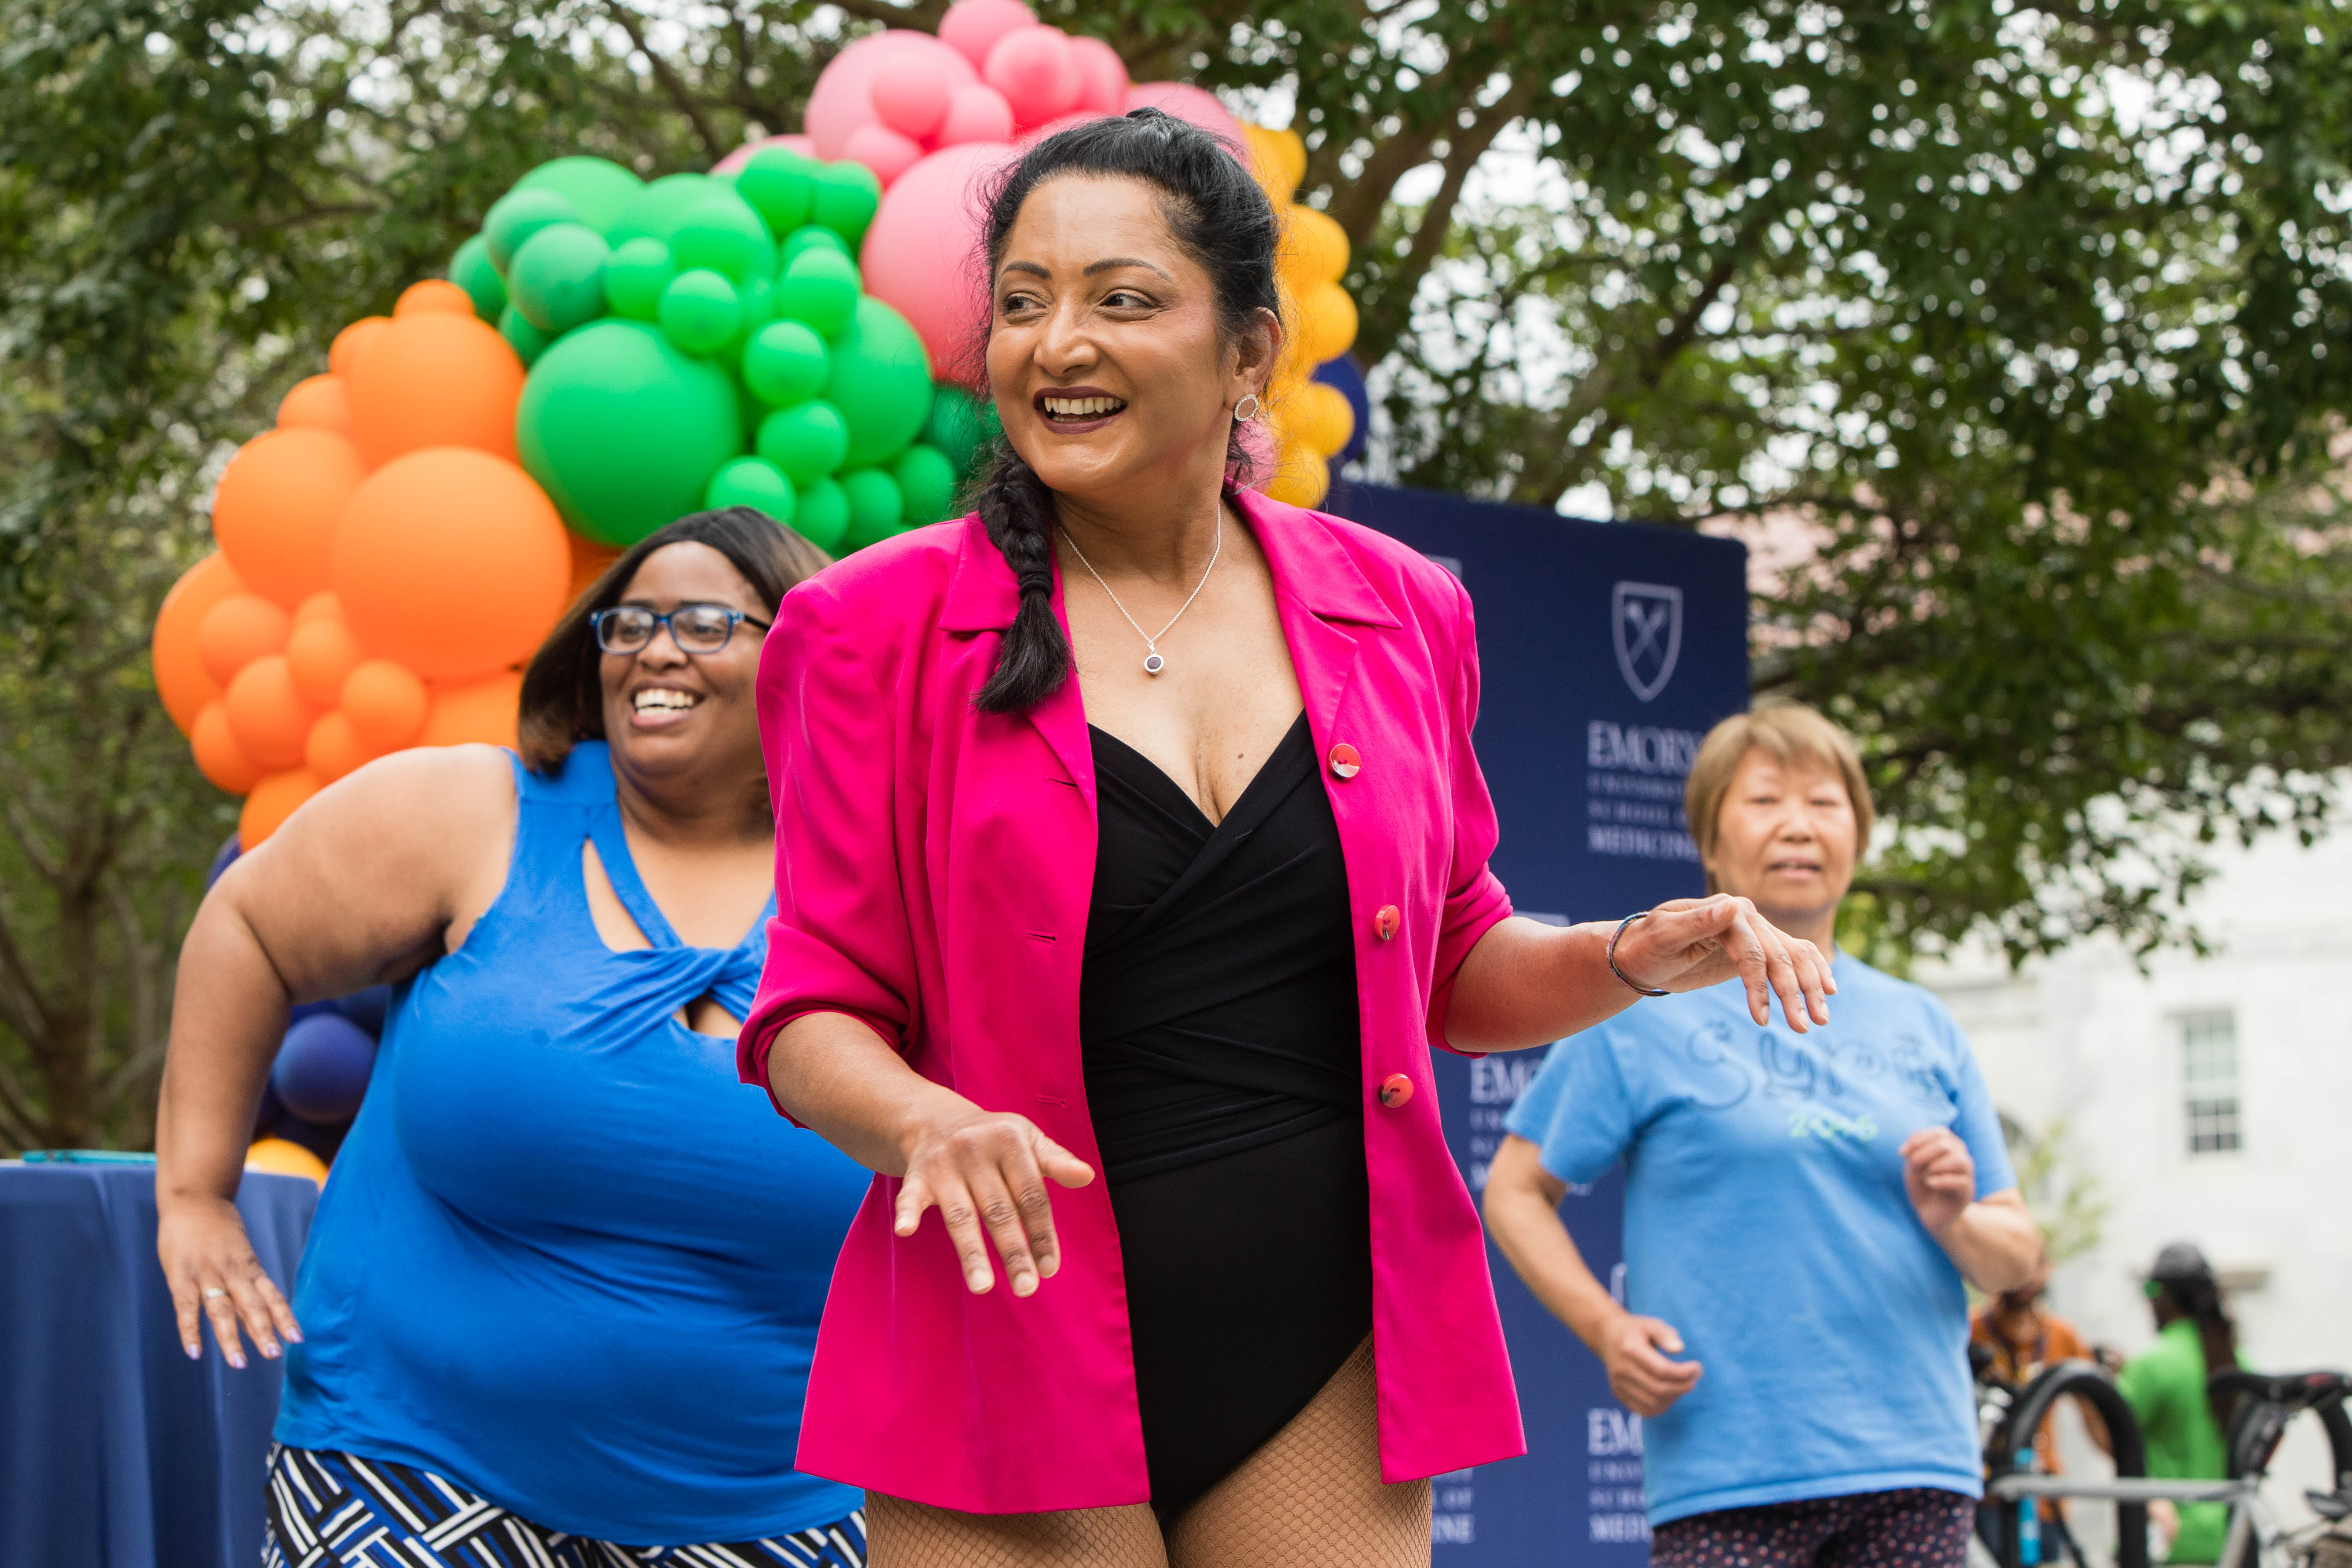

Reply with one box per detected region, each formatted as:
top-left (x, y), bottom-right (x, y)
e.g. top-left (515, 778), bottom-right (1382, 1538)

top-left (203, 1287), bottom-right (228, 1300)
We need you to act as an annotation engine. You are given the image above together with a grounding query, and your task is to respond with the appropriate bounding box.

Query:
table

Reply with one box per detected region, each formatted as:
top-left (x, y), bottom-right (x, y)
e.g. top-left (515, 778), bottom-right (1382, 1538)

top-left (0, 1160), bottom-right (316, 1568)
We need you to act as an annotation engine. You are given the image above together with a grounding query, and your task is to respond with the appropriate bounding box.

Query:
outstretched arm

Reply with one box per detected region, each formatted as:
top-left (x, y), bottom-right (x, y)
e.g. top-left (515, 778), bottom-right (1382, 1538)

top-left (154, 745), bottom-right (515, 1366)
top-left (1443, 894), bottom-right (1837, 1053)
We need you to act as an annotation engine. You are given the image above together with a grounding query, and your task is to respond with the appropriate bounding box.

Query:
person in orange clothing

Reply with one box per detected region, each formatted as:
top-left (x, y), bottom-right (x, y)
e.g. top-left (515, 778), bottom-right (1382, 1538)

top-left (1973, 1244), bottom-right (2105, 1555)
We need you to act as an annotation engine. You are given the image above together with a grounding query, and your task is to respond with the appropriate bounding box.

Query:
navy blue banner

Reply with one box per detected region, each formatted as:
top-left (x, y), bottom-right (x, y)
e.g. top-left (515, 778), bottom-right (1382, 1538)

top-left (1328, 482), bottom-right (1749, 1563)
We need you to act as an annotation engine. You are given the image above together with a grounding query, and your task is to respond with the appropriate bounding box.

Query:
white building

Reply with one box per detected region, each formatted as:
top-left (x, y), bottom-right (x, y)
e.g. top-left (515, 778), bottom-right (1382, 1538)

top-left (1918, 824), bottom-right (2352, 1534)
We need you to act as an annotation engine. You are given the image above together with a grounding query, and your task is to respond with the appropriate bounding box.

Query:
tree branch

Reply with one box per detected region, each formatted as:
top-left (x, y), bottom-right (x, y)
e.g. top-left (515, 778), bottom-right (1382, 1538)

top-left (600, 0), bottom-right (726, 162)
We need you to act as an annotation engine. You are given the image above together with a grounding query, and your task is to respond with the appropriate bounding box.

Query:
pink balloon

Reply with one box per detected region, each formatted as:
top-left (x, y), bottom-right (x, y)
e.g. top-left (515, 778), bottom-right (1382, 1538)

top-left (936, 82), bottom-right (1016, 147)
top-left (860, 143), bottom-right (1018, 385)
top-left (872, 52), bottom-right (952, 140)
top-left (1124, 81), bottom-right (1244, 153)
top-left (1017, 110), bottom-right (1115, 150)
top-left (987, 26), bottom-right (1081, 130)
top-left (716, 132), bottom-right (814, 176)
top-left (939, 0), bottom-right (1037, 72)
top-left (845, 122), bottom-right (926, 184)
top-left (806, 30), bottom-right (977, 161)
top-left (1067, 36), bottom-right (1130, 114)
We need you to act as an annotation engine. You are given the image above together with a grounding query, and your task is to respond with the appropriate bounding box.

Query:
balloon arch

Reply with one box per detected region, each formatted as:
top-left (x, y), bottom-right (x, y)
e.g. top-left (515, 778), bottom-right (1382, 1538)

top-left (153, 0), bottom-right (1366, 862)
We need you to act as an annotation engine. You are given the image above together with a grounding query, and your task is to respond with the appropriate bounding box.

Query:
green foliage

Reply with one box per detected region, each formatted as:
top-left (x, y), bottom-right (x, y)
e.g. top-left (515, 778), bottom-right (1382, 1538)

top-left (2002, 1116), bottom-right (2111, 1264)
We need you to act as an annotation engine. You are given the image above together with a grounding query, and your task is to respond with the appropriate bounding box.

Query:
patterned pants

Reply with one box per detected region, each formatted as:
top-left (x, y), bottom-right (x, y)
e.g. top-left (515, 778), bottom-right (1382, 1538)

top-left (262, 1445), bottom-right (867, 1568)
top-left (1651, 1487), bottom-right (1975, 1568)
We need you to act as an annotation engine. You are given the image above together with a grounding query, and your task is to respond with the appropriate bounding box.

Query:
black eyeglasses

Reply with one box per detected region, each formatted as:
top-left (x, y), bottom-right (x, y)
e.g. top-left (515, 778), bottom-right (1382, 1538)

top-left (590, 603), bottom-right (773, 656)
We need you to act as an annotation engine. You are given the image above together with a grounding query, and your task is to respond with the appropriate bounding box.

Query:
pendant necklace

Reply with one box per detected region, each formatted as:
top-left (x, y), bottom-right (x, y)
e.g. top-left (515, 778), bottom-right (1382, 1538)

top-left (1059, 503), bottom-right (1222, 676)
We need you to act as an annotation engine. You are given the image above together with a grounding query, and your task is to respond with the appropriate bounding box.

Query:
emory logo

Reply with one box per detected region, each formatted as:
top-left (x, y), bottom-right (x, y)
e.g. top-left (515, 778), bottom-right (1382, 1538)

top-left (1611, 581), bottom-right (1683, 702)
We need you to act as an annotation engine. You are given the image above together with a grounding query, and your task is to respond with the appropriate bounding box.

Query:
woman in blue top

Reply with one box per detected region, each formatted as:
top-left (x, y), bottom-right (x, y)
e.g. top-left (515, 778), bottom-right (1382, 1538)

top-left (1483, 701), bottom-right (2041, 1568)
top-left (154, 509), bottom-right (873, 1566)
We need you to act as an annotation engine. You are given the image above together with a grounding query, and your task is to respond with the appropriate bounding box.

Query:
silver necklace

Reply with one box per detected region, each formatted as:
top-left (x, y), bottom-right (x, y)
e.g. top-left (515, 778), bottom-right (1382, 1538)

top-left (1058, 505), bottom-right (1222, 676)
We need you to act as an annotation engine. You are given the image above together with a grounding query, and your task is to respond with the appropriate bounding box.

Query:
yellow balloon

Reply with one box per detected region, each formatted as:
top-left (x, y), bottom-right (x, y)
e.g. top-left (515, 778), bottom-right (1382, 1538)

top-left (1287, 381), bottom-right (1356, 458)
top-left (1282, 207), bottom-right (1350, 290)
top-left (1243, 125), bottom-right (1307, 203)
top-left (1264, 448), bottom-right (1331, 509)
top-left (1297, 281), bottom-right (1359, 365)
top-left (245, 1136), bottom-right (328, 1187)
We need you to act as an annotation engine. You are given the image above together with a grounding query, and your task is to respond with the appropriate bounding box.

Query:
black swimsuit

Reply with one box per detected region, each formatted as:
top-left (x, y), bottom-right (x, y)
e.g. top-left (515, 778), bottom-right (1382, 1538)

top-left (1081, 713), bottom-right (1372, 1518)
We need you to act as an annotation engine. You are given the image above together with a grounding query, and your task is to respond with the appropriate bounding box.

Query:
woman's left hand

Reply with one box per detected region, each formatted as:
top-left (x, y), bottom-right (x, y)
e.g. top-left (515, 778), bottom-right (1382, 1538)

top-left (1899, 1127), bottom-right (1976, 1237)
top-left (1611, 894), bottom-right (1836, 1032)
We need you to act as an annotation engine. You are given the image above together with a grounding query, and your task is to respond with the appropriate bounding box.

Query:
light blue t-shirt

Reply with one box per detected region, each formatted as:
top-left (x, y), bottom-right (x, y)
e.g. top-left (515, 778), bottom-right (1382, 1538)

top-left (1504, 954), bottom-right (2014, 1526)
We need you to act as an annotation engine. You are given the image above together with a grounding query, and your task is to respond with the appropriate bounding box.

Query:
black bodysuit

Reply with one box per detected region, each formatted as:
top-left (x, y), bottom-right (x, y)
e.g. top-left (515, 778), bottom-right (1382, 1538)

top-left (1081, 712), bottom-right (1373, 1518)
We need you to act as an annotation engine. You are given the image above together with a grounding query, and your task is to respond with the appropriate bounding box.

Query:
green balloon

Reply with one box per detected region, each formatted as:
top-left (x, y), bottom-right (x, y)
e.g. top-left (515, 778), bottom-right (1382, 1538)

top-left (671, 193), bottom-right (777, 284)
top-left (840, 467), bottom-right (905, 551)
top-left (755, 399), bottom-right (850, 485)
top-left (736, 147), bottom-right (820, 237)
top-left (774, 247), bottom-right (860, 340)
top-left (658, 268), bottom-right (742, 355)
top-left (604, 237), bottom-right (674, 320)
top-left (450, 235), bottom-right (508, 323)
top-left (513, 155), bottom-right (646, 234)
top-left (923, 384), bottom-right (996, 475)
top-left (793, 475), bottom-right (851, 553)
top-left (508, 221), bottom-right (612, 335)
top-left (813, 161), bottom-right (883, 250)
top-left (743, 320), bottom-right (830, 408)
top-left (732, 274), bottom-right (774, 345)
top-left (782, 225), bottom-right (851, 265)
top-left (893, 444), bottom-right (960, 525)
top-left (608, 172), bottom-right (725, 249)
top-left (485, 187), bottom-right (581, 272)
top-left (826, 295), bottom-right (935, 468)
top-left (703, 455), bottom-right (797, 523)
top-left (517, 320), bottom-right (744, 547)
top-left (499, 303), bottom-right (556, 367)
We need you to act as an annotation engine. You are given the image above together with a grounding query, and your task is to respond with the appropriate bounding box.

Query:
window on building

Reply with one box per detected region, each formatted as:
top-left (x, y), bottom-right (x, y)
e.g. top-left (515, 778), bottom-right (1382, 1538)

top-left (2180, 1013), bottom-right (2242, 1155)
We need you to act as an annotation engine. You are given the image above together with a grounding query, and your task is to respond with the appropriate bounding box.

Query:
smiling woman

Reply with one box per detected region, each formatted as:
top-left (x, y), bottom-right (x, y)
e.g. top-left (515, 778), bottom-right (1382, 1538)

top-left (736, 109), bottom-right (1837, 1568)
top-left (153, 507), bottom-right (878, 1563)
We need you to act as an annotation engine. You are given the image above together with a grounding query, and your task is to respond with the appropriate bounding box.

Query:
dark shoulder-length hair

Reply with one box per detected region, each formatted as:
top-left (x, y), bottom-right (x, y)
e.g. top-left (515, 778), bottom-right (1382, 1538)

top-left (515, 507), bottom-right (829, 773)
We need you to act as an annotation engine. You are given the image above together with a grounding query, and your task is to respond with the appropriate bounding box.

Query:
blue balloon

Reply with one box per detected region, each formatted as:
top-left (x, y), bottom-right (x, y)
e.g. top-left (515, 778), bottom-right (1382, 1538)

top-left (204, 834), bottom-right (241, 892)
top-left (334, 985), bottom-right (393, 1037)
top-left (1311, 352), bottom-right (1371, 469)
top-left (272, 1013), bottom-right (378, 1124)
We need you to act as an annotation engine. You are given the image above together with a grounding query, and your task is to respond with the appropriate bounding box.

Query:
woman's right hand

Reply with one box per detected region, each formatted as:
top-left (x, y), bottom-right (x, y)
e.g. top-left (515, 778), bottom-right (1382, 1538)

top-left (157, 1195), bottom-right (303, 1368)
top-left (1597, 1310), bottom-right (1703, 1417)
top-left (895, 1102), bottom-right (1095, 1298)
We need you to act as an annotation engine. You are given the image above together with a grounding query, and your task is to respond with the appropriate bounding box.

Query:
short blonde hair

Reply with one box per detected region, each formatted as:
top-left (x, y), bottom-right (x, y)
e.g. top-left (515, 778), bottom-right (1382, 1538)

top-left (1684, 701), bottom-right (1875, 883)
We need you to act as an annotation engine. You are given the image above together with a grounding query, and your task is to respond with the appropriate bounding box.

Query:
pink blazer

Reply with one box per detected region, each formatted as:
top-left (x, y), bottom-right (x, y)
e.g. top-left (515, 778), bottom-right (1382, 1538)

top-left (738, 487), bottom-right (1526, 1514)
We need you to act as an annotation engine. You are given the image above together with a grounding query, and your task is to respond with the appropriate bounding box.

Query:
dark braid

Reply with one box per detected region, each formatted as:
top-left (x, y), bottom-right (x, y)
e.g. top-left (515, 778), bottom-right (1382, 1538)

top-left (967, 107), bottom-right (1283, 715)
top-left (972, 452), bottom-right (1067, 712)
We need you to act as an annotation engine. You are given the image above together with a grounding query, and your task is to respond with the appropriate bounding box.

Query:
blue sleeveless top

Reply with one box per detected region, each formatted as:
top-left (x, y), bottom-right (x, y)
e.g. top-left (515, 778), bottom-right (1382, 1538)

top-left (275, 743), bottom-right (870, 1542)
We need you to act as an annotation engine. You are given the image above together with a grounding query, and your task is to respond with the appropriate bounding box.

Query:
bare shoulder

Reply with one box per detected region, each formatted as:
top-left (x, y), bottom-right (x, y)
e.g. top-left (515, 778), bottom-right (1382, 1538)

top-left (245, 744), bottom-right (518, 876)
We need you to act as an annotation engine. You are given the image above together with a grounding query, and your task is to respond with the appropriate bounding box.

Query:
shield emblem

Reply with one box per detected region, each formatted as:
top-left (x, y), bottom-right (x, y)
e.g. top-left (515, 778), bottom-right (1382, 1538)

top-left (1611, 581), bottom-right (1683, 702)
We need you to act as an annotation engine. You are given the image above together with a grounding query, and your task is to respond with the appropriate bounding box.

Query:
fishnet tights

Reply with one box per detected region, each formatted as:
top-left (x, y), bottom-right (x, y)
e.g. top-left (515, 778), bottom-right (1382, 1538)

top-left (866, 1337), bottom-right (1432, 1568)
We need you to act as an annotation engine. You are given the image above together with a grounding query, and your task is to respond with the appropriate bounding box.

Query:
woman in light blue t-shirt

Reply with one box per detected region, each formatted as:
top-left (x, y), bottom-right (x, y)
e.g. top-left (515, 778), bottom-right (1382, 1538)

top-left (1483, 702), bottom-right (2041, 1568)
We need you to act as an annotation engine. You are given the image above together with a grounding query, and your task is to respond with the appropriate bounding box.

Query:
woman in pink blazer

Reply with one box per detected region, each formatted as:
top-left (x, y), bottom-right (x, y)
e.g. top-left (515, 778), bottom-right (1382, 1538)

top-left (737, 109), bottom-right (1835, 1568)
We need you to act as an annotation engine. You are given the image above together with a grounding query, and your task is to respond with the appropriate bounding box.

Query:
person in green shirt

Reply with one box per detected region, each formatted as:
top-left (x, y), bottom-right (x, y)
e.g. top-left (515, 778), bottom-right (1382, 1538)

top-left (2117, 1243), bottom-right (2242, 1564)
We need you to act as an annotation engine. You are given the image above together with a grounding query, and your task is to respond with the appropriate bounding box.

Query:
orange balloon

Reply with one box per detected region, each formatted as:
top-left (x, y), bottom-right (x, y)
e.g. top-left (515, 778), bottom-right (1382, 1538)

top-left (239, 769), bottom-right (323, 848)
top-left (341, 660), bottom-right (431, 751)
top-left (345, 313), bottom-right (525, 467)
top-left (418, 671), bottom-right (522, 749)
top-left (277, 375), bottom-right (352, 434)
top-left (329, 316), bottom-right (390, 379)
top-left (212, 428), bottom-right (367, 607)
top-left (569, 533), bottom-right (624, 603)
top-left (293, 590), bottom-right (343, 628)
top-left (153, 553), bottom-right (245, 734)
top-left (286, 616), bottom-right (365, 708)
top-left (191, 701), bottom-right (265, 794)
top-left (1263, 447), bottom-right (1331, 509)
top-left (222, 654), bottom-right (318, 771)
top-left (197, 594), bottom-right (292, 687)
top-left (332, 448), bottom-right (569, 680)
top-left (305, 711), bottom-right (375, 782)
top-left (244, 1136), bottom-right (328, 1186)
top-left (396, 279), bottom-right (474, 317)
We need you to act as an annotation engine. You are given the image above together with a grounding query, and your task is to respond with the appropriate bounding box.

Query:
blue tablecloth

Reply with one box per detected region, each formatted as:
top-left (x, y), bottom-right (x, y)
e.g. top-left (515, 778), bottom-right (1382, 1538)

top-left (0, 1161), bottom-right (316, 1568)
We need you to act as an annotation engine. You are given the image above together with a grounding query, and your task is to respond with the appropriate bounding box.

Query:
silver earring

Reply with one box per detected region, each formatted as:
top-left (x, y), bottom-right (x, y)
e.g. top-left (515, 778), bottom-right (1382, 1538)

top-left (1233, 393), bottom-right (1260, 422)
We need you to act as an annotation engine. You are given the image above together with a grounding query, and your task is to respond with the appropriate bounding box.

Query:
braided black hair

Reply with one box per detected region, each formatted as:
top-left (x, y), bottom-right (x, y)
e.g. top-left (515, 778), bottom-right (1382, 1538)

top-left (968, 108), bottom-right (1282, 714)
